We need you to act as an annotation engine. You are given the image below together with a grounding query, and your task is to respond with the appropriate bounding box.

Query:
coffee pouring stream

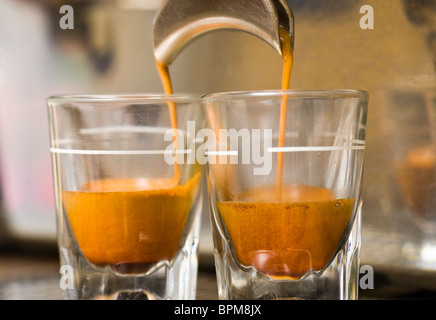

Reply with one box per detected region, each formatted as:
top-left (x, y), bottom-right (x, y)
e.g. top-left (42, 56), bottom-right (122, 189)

top-left (152, 0), bottom-right (295, 197)
top-left (152, 0), bottom-right (294, 66)
top-left (151, 0), bottom-right (311, 281)
top-left (152, 0), bottom-right (295, 192)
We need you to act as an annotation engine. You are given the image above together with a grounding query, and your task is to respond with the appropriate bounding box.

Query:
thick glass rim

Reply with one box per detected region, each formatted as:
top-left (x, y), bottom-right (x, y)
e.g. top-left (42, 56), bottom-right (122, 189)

top-left (201, 89), bottom-right (369, 102)
top-left (46, 93), bottom-right (202, 105)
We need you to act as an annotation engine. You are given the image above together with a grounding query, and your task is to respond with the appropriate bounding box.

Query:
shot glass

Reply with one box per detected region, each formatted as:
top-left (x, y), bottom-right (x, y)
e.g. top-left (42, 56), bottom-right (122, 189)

top-left (201, 90), bottom-right (368, 300)
top-left (380, 85), bottom-right (436, 264)
top-left (47, 94), bottom-right (203, 300)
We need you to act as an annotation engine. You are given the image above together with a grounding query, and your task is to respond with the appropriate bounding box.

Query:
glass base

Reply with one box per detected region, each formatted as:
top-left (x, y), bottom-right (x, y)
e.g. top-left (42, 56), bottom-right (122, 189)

top-left (58, 209), bottom-right (201, 300)
top-left (213, 209), bottom-right (361, 300)
top-left (97, 290), bottom-right (158, 300)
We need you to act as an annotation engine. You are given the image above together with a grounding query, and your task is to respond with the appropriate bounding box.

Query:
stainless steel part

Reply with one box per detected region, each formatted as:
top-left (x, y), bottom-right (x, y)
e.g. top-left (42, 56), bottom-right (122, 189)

top-left (152, 0), bottom-right (294, 64)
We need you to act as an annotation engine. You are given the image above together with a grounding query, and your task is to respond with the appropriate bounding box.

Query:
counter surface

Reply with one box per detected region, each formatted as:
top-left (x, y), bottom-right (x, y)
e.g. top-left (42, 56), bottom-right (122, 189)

top-left (0, 243), bottom-right (434, 300)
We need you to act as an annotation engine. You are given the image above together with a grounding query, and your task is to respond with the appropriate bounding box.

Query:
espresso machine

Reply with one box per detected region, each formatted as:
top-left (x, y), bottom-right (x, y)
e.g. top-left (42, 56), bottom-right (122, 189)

top-left (0, 0), bottom-right (435, 293)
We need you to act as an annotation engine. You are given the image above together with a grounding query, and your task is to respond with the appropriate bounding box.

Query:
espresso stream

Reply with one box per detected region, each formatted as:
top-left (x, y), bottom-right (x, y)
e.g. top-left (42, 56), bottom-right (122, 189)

top-left (155, 28), bottom-right (353, 279)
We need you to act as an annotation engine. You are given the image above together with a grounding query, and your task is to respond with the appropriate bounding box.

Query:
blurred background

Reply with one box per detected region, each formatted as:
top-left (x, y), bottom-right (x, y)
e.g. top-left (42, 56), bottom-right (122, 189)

top-left (0, 0), bottom-right (435, 298)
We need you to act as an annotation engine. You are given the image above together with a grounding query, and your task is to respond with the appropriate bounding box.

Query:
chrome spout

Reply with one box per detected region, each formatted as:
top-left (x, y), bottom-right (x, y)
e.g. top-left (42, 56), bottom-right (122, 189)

top-left (152, 0), bottom-right (294, 65)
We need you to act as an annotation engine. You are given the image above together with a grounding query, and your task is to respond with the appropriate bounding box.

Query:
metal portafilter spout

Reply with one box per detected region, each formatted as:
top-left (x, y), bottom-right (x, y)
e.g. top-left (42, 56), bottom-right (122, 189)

top-left (152, 0), bottom-right (294, 66)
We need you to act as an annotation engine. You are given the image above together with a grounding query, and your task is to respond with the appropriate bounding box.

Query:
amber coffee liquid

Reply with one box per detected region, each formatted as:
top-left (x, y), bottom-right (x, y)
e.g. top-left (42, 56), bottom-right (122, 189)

top-left (63, 173), bottom-right (200, 269)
